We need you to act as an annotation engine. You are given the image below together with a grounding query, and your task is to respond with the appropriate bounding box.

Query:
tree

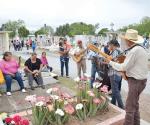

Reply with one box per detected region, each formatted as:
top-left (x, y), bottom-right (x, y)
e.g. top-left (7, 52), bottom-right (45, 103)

top-left (35, 25), bottom-right (54, 37)
top-left (55, 24), bottom-right (71, 36)
top-left (98, 28), bottom-right (109, 36)
top-left (69, 22), bottom-right (95, 36)
top-left (118, 16), bottom-right (150, 36)
top-left (55, 22), bottom-right (97, 36)
top-left (1, 19), bottom-right (25, 38)
top-left (18, 26), bottom-right (29, 38)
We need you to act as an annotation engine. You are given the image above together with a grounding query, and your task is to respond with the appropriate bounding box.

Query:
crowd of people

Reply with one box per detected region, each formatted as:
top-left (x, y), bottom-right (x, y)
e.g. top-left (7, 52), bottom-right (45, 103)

top-left (0, 29), bottom-right (148, 125)
top-left (11, 39), bottom-right (37, 52)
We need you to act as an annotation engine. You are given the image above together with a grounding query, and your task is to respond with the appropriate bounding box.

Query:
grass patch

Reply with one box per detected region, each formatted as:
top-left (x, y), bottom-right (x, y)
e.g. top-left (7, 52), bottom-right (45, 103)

top-left (58, 77), bottom-right (77, 92)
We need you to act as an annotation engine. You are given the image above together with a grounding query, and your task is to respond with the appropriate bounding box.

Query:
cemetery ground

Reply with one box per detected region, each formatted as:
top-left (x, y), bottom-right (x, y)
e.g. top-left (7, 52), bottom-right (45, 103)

top-left (0, 49), bottom-right (150, 124)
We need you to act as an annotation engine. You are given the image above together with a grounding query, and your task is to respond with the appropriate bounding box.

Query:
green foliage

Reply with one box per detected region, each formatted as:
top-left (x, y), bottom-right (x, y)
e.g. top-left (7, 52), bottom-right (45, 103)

top-left (1, 19), bottom-right (25, 38)
top-left (55, 24), bottom-right (71, 36)
top-left (35, 26), bottom-right (54, 37)
top-left (55, 22), bottom-right (97, 36)
top-left (98, 28), bottom-right (109, 36)
top-left (118, 16), bottom-right (150, 36)
top-left (18, 26), bottom-right (29, 38)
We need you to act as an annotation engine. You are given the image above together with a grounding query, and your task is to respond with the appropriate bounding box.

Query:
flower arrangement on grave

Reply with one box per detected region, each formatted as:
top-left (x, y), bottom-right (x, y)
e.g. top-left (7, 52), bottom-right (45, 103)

top-left (25, 79), bottom-right (109, 125)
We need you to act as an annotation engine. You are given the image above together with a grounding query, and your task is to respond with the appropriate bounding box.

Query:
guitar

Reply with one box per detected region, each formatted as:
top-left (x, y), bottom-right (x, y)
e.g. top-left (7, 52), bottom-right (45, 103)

top-left (71, 48), bottom-right (87, 63)
top-left (87, 43), bottom-right (127, 80)
top-left (87, 43), bottom-right (126, 63)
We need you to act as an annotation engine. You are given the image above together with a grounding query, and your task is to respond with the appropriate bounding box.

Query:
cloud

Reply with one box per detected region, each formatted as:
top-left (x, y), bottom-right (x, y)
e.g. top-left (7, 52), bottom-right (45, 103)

top-left (0, 0), bottom-right (149, 30)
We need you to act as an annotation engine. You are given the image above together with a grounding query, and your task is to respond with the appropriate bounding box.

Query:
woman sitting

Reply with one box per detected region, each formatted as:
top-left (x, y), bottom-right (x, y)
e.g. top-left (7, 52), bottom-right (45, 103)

top-left (24, 52), bottom-right (45, 90)
top-left (0, 52), bottom-right (26, 96)
top-left (40, 52), bottom-right (53, 72)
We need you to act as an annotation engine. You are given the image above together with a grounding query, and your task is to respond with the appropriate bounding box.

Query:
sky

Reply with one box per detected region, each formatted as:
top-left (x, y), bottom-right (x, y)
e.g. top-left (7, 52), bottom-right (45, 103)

top-left (0, 0), bottom-right (150, 31)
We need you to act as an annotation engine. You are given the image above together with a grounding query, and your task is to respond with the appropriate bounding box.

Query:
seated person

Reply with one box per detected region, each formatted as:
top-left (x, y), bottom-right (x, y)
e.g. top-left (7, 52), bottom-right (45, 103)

top-left (0, 52), bottom-right (26, 96)
top-left (40, 52), bottom-right (53, 72)
top-left (24, 52), bottom-right (45, 90)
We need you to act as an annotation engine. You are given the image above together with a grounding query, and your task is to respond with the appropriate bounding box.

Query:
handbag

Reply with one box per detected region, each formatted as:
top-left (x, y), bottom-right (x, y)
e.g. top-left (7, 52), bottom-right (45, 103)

top-left (0, 70), bottom-right (5, 84)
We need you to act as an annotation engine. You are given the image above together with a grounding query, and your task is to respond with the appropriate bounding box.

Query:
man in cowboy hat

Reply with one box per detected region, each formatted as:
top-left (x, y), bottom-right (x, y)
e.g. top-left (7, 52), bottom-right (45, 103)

top-left (105, 29), bottom-right (148, 125)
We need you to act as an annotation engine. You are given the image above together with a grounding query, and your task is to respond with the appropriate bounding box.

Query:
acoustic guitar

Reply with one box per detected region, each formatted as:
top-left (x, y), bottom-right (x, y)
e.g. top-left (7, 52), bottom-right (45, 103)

top-left (72, 49), bottom-right (87, 63)
top-left (87, 43), bottom-right (127, 80)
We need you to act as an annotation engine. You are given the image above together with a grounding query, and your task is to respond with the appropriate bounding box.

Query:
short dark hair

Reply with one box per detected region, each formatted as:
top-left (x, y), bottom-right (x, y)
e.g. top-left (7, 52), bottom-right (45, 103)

top-left (108, 39), bottom-right (120, 47)
top-left (3, 52), bottom-right (12, 61)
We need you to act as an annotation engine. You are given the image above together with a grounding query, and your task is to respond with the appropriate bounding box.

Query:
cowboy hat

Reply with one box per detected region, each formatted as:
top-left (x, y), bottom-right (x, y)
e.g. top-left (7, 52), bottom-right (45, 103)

top-left (120, 29), bottom-right (144, 43)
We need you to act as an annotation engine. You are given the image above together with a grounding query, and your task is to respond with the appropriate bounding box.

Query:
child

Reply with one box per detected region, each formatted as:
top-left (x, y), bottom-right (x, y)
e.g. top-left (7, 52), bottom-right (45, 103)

top-left (41, 52), bottom-right (53, 72)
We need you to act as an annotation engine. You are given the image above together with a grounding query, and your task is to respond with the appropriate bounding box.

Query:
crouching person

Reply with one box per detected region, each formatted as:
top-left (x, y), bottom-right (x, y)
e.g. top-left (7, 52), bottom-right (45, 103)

top-left (24, 52), bottom-right (45, 90)
top-left (0, 52), bottom-right (26, 96)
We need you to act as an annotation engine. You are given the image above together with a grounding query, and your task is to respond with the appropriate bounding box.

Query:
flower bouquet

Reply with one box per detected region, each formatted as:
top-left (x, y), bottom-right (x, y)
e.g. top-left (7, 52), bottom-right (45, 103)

top-left (0, 113), bottom-right (29, 125)
top-left (75, 81), bottom-right (109, 121)
top-left (25, 87), bottom-right (75, 125)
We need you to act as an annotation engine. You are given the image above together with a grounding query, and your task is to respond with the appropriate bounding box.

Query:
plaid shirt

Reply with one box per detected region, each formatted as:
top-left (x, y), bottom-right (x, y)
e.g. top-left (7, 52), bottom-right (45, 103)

top-left (108, 49), bottom-right (121, 76)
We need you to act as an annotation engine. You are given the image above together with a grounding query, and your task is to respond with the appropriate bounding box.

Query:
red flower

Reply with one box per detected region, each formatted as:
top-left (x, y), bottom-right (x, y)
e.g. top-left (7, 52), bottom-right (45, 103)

top-left (13, 115), bottom-right (22, 123)
top-left (64, 104), bottom-right (75, 115)
top-left (93, 98), bottom-right (101, 105)
top-left (5, 117), bottom-right (12, 124)
top-left (20, 119), bottom-right (29, 125)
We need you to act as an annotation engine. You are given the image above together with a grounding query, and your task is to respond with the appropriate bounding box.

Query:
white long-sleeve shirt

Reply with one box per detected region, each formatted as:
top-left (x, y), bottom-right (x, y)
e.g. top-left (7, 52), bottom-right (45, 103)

top-left (109, 46), bottom-right (148, 80)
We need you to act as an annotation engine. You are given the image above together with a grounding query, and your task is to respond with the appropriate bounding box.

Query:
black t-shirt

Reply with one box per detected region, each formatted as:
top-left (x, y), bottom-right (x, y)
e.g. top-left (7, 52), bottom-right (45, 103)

top-left (25, 58), bottom-right (42, 71)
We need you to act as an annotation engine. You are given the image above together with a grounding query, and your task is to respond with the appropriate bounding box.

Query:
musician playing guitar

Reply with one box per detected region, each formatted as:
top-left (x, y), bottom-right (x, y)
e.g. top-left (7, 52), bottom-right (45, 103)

top-left (105, 29), bottom-right (148, 125)
top-left (74, 40), bottom-right (87, 78)
top-left (107, 39), bottom-right (124, 109)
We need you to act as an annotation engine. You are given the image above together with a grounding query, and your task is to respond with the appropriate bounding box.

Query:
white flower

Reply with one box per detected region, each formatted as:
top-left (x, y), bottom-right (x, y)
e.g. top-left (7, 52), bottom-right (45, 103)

top-left (74, 77), bottom-right (80, 82)
top-left (75, 103), bottom-right (83, 110)
top-left (55, 108), bottom-right (64, 116)
top-left (11, 120), bottom-right (15, 124)
top-left (93, 82), bottom-right (102, 89)
top-left (46, 88), bottom-right (53, 94)
top-left (25, 95), bottom-right (36, 102)
top-left (50, 95), bottom-right (59, 100)
top-left (35, 101), bottom-right (44, 106)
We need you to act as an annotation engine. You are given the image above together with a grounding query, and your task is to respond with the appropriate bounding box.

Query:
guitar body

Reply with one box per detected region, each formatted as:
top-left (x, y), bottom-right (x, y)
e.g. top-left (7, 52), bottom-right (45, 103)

top-left (72, 54), bottom-right (84, 63)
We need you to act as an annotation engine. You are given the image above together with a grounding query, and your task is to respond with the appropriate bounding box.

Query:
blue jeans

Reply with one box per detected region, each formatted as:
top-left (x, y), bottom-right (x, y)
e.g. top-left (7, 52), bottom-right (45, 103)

top-left (60, 57), bottom-right (69, 76)
top-left (4, 72), bottom-right (25, 92)
top-left (109, 74), bottom-right (124, 109)
top-left (90, 64), bottom-right (103, 88)
top-left (90, 64), bottom-right (99, 88)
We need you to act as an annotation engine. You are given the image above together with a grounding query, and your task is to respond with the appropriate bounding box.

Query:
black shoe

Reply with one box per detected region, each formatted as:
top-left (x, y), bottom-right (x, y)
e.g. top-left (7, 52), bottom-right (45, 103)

top-left (31, 86), bottom-right (35, 90)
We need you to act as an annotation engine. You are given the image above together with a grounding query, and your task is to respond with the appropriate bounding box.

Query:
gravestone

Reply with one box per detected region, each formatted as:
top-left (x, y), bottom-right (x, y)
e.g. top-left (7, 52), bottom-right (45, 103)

top-left (0, 31), bottom-right (11, 52)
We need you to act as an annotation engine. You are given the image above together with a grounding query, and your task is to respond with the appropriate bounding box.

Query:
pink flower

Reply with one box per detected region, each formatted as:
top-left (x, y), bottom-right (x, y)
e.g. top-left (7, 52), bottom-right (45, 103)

top-left (80, 77), bottom-right (87, 81)
top-left (100, 85), bottom-right (108, 93)
top-left (5, 117), bottom-right (12, 124)
top-left (61, 92), bottom-right (71, 99)
top-left (20, 119), bottom-right (29, 125)
top-left (36, 96), bottom-right (46, 102)
top-left (93, 98), bottom-right (101, 105)
top-left (64, 104), bottom-right (75, 115)
top-left (87, 91), bottom-right (95, 97)
top-left (13, 115), bottom-right (21, 123)
top-left (52, 87), bottom-right (59, 92)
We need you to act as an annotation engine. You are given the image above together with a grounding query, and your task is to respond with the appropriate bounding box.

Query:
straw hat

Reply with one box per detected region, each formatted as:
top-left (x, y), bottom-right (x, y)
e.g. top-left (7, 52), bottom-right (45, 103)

top-left (120, 29), bottom-right (143, 43)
